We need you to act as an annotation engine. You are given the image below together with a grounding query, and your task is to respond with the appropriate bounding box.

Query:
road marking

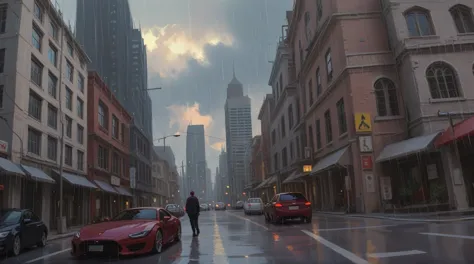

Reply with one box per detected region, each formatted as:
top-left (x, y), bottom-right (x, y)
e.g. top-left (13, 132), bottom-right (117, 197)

top-left (317, 224), bottom-right (397, 232)
top-left (367, 250), bottom-right (425, 258)
top-left (301, 230), bottom-right (369, 264)
top-left (226, 212), bottom-right (269, 230)
top-left (25, 248), bottom-right (71, 263)
top-left (420, 232), bottom-right (474, 240)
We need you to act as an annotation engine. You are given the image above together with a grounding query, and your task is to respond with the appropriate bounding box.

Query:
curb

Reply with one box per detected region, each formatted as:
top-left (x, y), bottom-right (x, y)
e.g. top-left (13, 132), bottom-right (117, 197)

top-left (47, 232), bottom-right (76, 242)
top-left (314, 213), bottom-right (474, 223)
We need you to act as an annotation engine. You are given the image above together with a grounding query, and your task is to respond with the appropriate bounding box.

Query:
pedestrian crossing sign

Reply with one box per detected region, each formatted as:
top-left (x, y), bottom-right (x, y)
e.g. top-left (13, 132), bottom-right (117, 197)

top-left (354, 113), bottom-right (372, 132)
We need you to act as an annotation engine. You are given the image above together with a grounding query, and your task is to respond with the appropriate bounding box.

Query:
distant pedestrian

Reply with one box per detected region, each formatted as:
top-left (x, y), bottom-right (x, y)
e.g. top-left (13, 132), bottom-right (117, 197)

top-left (186, 191), bottom-right (200, 237)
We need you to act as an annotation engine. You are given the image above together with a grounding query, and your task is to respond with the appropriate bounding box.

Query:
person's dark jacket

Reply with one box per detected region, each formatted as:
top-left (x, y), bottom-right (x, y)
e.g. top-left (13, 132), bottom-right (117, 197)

top-left (186, 196), bottom-right (200, 215)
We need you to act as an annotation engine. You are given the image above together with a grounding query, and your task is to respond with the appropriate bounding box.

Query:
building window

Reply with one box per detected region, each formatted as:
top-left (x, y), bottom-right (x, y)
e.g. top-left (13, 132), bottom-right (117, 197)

top-left (271, 129), bottom-right (276, 145)
top-left (77, 97), bottom-right (84, 119)
top-left (121, 123), bottom-right (126, 142)
top-left (336, 98), bottom-right (347, 134)
top-left (0, 85), bottom-right (3, 108)
top-left (112, 115), bottom-right (119, 138)
top-left (299, 40), bottom-right (304, 68)
top-left (67, 42), bottom-right (73, 57)
top-left (32, 25), bottom-right (42, 50)
top-left (316, 67), bottom-right (322, 96)
top-left (28, 91), bottom-right (42, 120)
top-left (450, 5), bottom-right (474, 34)
top-left (49, 22), bottom-right (58, 40)
top-left (65, 87), bottom-right (72, 110)
top-left (308, 79), bottom-right (314, 106)
top-left (47, 136), bottom-right (57, 161)
top-left (48, 72), bottom-right (57, 98)
top-left (28, 127), bottom-right (41, 155)
top-left (0, 4), bottom-right (7, 34)
top-left (304, 12), bottom-right (312, 41)
top-left (47, 104), bottom-right (57, 129)
top-left (280, 116), bottom-right (286, 138)
top-left (98, 101), bottom-right (108, 129)
top-left (282, 147), bottom-right (288, 167)
top-left (77, 124), bottom-right (83, 144)
top-left (288, 105), bottom-right (294, 129)
top-left (315, 119), bottom-right (322, 150)
top-left (65, 145), bottom-right (72, 166)
top-left (317, 0), bottom-right (323, 20)
top-left (65, 115), bottom-right (72, 138)
top-left (78, 74), bottom-right (84, 93)
top-left (273, 153), bottom-right (279, 171)
top-left (325, 49), bottom-right (333, 82)
top-left (112, 152), bottom-right (119, 174)
top-left (374, 78), bottom-right (400, 116)
top-left (426, 62), bottom-right (461, 99)
top-left (308, 125), bottom-right (314, 151)
top-left (0, 48), bottom-right (4, 73)
top-left (77, 150), bottom-right (84, 171)
top-left (98, 146), bottom-right (109, 169)
top-left (48, 44), bottom-right (57, 66)
top-left (405, 7), bottom-right (434, 37)
top-left (30, 57), bottom-right (43, 86)
top-left (33, 2), bottom-right (43, 21)
top-left (66, 61), bottom-right (73, 82)
top-left (324, 110), bottom-right (333, 143)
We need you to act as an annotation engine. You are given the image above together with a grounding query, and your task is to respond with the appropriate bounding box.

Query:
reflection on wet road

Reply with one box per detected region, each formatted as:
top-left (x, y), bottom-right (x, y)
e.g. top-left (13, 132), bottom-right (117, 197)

top-left (4, 210), bottom-right (474, 263)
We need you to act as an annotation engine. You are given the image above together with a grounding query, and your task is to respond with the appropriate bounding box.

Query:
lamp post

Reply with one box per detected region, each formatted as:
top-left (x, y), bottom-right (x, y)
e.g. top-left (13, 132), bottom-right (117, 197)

top-left (154, 134), bottom-right (181, 151)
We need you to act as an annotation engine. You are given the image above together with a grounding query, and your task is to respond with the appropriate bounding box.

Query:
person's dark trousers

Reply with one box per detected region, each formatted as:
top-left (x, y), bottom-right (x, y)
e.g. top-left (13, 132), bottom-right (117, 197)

top-left (188, 213), bottom-right (200, 236)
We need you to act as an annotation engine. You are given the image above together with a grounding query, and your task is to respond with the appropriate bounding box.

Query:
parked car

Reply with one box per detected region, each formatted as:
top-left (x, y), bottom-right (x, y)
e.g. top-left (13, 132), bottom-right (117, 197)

top-left (264, 192), bottom-right (312, 224)
top-left (200, 204), bottom-right (209, 211)
top-left (165, 204), bottom-right (184, 218)
top-left (0, 208), bottom-right (48, 256)
top-left (215, 202), bottom-right (226, 211)
top-left (243, 198), bottom-right (264, 215)
top-left (234, 201), bottom-right (244, 209)
top-left (71, 207), bottom-right (181, 258)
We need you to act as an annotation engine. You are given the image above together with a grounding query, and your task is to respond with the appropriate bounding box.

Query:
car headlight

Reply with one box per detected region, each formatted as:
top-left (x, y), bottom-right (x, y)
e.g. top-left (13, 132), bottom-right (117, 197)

top-left (128, 230), bottom-right (150, 239)
top-left (74, 232), bottom-right (80, 238)
top-left (0, 231), bottom-right (10, 238)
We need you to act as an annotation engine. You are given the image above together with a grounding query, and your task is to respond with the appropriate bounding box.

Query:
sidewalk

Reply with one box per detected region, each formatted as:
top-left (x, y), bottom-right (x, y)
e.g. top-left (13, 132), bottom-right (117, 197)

top-left (314, 208), bottom-right (474, 223)
top-left (47, 226), bottom-right (82, 242)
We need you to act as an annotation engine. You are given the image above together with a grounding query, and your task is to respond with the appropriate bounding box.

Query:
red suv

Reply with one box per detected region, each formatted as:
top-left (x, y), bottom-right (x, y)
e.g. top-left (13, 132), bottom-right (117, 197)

top-left (264, 192), bottom-right (312, 224)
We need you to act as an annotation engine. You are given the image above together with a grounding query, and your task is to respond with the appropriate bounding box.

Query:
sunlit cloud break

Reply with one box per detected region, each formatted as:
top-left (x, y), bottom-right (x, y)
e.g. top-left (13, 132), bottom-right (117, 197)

top-left (143, 24), bottom-right (233, 77)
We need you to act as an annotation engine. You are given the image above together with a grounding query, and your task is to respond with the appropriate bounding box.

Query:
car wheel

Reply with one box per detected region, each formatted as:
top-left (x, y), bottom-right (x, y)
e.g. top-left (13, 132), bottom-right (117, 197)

top-left (152, 230), bottom-right (163, 254)
top-left (176, 225), bottom-right (181, 242)
top-left (306, 217), bottom-right (312, 223)
top-left (37, 231), bottom-right (47, 247)
top-left (12, 235), bottom-right (21, 256)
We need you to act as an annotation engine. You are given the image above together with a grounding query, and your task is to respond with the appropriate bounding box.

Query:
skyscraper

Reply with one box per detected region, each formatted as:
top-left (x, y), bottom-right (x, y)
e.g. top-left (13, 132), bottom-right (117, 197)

top-left (76, 0), bottom-right (154, 205)
top-left (224, 68), bottom-right (253, 205)
top-left (185, 125), bottom-right (207, 199)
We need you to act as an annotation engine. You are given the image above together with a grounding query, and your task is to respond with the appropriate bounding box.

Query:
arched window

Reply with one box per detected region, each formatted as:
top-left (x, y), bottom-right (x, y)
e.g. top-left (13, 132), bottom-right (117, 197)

top-left (404, 7), bottom-right (435, 37)
top-left (426, 62), bottom-right (461, 99)
top-left (304, 12), bottom-right (312, 41)
top-left (450, 5), bottom-right (474, 33)
top-left (374, 78), bottom-right (400, 116)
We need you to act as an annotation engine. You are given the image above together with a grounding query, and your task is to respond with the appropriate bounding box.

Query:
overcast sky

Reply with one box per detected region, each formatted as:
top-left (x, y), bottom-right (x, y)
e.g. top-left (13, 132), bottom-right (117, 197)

top-left (59, 0), bottom-right (292, 181)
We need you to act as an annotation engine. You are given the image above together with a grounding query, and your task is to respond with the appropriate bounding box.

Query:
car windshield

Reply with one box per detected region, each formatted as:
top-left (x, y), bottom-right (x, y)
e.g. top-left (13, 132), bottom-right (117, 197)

top-left (112, 209), bottom-right (157, 221)
top-left (279, 193), bottom-right (306, 201)
top-left (165, 205), bottom-right (177, 210)
top-left (0, 209), bottom-right (22, 224)
top-left (217, 202), bottom-right (225, 206)
top-left (249, 198), bottom-right (261, 203)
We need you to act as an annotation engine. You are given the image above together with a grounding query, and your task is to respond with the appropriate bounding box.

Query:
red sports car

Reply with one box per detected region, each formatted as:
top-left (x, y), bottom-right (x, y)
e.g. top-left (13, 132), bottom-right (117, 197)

top-left (71, 207), bottom-right (181, 257)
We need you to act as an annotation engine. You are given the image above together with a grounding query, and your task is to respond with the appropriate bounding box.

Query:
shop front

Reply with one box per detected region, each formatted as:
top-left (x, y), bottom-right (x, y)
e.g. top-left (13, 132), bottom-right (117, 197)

top-left (0, 157), bottom-right (25, 209)
top-left (92, 179), bottom-right (121, 220)
top-left (377, 132), bottom-right (449, 213)
top-left (114, 185), bottom-right (133, 211)
top-left (282, 170), bottom-right (308, 196)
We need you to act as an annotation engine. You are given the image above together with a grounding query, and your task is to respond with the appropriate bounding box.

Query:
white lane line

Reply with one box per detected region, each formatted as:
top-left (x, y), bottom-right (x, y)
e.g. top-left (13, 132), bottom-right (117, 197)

top-left (420, 232), bottom-right (474, 240)
top-left (301, 230), bottom-right (369, 264)
top-left (25, 248), bottom-right (71, 263)
top-left (317, 224), bottom-right (397, 232)
top-left (226, 212), bottom-right (269, 230)
top-left (367, 250), bottom-right (425, 258)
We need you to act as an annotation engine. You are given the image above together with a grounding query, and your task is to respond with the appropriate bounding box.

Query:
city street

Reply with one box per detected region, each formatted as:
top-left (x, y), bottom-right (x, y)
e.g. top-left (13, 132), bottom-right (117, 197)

top-left (3, 210), bottom-right (474, 263)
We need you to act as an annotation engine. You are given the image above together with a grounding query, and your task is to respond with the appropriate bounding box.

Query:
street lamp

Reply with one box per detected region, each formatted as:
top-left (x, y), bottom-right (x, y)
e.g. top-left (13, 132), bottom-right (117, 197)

top-left (154, 134), bottom-right (180, 151)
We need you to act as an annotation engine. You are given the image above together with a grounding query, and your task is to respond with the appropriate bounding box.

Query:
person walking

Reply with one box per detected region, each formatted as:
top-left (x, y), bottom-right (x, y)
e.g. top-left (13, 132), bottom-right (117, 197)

top-left (185, 191), bottom-right (200, 237)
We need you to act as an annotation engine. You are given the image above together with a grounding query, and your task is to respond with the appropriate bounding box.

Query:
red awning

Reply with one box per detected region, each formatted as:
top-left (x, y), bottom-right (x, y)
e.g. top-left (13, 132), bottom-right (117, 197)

top-left (435, 116), bottom-right (474, 147)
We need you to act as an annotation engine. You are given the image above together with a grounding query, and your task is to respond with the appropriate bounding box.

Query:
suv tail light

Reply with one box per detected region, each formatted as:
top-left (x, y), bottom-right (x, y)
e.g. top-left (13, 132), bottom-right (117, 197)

top-left (275, 203), bottom-right (283, 208)
top-left (305, 201), bottom-right (311, 206)
top-left (248, 204), bottom-right (251, 207)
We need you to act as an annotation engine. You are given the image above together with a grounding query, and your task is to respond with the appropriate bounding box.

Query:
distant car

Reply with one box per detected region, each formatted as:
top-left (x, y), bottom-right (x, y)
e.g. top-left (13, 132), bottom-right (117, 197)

top-left (200, 204), bottom-right (209, 211)
top-left (243, 198), bottom-right (264, 215)
top-left (215, 202), bottom-right (226, 211)
top-left (71, 207), bottom-right (181, 257)
top-left (0, 208), bottom-right (48, 256)
top-left (264, 192), bottom-right (312, 224)
top-left (234, 201), bottom-right (244, 209)
top-left (165, 204), bottom-right (184, 218)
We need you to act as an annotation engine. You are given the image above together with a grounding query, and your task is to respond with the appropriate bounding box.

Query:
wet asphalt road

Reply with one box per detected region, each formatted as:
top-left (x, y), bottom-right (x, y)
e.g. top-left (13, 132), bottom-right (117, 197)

top-left (3, 210), bottom-right (474, 263)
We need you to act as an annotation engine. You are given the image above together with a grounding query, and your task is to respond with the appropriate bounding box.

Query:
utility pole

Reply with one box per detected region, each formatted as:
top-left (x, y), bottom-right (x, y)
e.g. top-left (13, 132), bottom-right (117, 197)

top-left (179, 161), bottom-right (185, 201)
top-left (57, 12), bottom-right (66, 234)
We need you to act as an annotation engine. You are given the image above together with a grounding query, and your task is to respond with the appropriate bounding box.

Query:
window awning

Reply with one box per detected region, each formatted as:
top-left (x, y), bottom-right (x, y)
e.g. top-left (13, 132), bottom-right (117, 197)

top-left (21, 165), bottom-right (55, 184)
top-left (283, 170), bottom-right (307, 184)
top-left (253, 177), bottom-right (273, 190)
top-left (54, 170), bottom-right (97, 189)
top-left (114, 186), bottom-right (133, 197)
top-left (376, 132), bottom-right (441, 163)
top-left (311, 146), bottom-right (349, 175)
top-left (0, 158), bottom-right (25, 176)
top-left (435, 116), bottom-right (474, 147)
top-left (94, 180), bottom-right (119, 194)
top-left (263, 175), bottom-right (277, 187)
